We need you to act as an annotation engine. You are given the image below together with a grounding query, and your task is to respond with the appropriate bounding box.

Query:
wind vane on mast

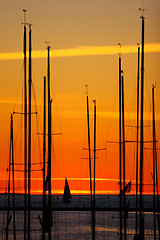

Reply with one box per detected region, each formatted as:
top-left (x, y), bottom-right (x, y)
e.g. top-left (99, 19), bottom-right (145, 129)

top-left (118, 43), bottom-right (121, 58)
top-left (45, 41), bottom-right (51, 49)
top-left (85, 84), bottom-right (88, 96)
top-left (139, 8), bottom-right (146, 18)
top-left (22, 9), bottom-right (27, 26)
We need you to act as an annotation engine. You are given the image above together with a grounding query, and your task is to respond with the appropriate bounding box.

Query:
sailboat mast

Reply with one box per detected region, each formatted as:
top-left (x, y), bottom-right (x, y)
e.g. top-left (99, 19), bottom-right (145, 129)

top-left (122, 74), bottom-right (126, 240)
top-left (92, 99), bottom-right (96, 240)
top-left (47, 45), bottom-right (52, 240)
top-left (28, 24), bottom-right (32, 240)
top-left (6, 116), bottom-right (12, 240)
top-left (139, 15), bottom-right (144, 239)
top-left (119, 53), bottom-right (122, 240)
top-left (23, 9), bottom-right (27, 240)
top-left (42, 76), bottom-right (46, 240)
top-left (136, 44), bottom-right (140, 236)
top-left (155, 129), bottom-right (160, 238)
top-left (11, 114), bottom-right (16, 240)
top-left (153, 86), bottom-right (160, 238)
top-left (85, 85), bottom-right (92, 209)
top-left (152, 85), bottom-right (156, 239)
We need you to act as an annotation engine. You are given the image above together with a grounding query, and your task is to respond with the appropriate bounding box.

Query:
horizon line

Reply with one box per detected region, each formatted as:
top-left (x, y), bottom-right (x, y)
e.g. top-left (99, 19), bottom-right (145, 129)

top-left (0, 43), bottom-right (160, 61)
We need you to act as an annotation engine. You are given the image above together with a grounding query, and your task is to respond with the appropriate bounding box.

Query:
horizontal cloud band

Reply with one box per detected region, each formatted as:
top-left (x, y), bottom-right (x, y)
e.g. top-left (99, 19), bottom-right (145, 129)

top-left (0, 43), bottom-right (160, 60)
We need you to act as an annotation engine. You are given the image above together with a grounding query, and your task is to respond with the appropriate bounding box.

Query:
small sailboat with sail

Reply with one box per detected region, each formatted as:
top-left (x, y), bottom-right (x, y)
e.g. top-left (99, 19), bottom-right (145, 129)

top-left (63, 178), bottom-right (72, 203)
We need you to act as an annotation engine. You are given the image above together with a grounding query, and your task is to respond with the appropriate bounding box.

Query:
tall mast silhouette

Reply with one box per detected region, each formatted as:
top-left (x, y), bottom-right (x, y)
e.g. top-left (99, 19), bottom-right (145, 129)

top-left (152, 85), bottom-right (156, 239)
top-left (86, 86), bottom-right (92, 205)
top-left (42, 76), bottom-right (46, 240)
top-left (6, 121), bottom-right (11, 240)
top-left (11, 114), bottom-right (16, 240)
top-left (23, 9), bottom-right (27, 240)
top-left (122, 73), bottom-right (126, 240)
top-left (92, 99), bottom-right (96, 240)
top-left (136, 44), bottom-right (140, 237)
top-left (118, 45), bottom-right (122, 240)
top-left (47, 45), bottom-right (52, 240)
top-left (139, 14), bottom-right (144, 240)
top-left (85, 85), bottom-right (93, 236)
top-left (6, 114), bottom-right (16, 240)
top-left (28, 24), bottom-right (32, 240)
top-left (154, 90), bottom-right (160, 238)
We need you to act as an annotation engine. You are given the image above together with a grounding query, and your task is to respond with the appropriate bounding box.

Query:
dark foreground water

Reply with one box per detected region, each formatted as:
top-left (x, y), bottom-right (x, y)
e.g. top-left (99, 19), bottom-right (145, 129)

top-left (0, 195), bottom-right (159, 239)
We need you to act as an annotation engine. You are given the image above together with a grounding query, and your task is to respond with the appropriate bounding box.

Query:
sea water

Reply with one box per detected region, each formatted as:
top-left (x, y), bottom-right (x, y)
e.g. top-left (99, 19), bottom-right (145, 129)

top-left (0, 195), bottom-right (158, 239)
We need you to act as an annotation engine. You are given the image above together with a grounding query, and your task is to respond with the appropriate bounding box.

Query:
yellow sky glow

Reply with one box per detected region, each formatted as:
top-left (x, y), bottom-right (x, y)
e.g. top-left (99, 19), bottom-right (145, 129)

top-left (0, 43), bottom-right (160, 61)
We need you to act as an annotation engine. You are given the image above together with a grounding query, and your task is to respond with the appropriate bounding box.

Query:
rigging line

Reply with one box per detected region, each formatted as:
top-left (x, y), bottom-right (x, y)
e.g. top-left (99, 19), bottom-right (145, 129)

top-left (17, 109), bottom-right (23, 185)
top-left (14, 169), bottom-right (42, 172)
top-left (96, 118), bottom-right (106, 191)
top-left (124, 83), bottom-right (137, 164)
top-left (31, 81), bottom-right (43, 167)
top-left (97, 119), bottom-right (106, 147)
top-left (14, 162), bottom-right (46, 165)
top-left (50, 76), bottom-right (65, 176)
top-left (144, 69), bottom-right (152, 136)
top-left (80, 114), bottom-right (88, 182)
top-left (51, 134), bottom-right (57, 176)
top-left (145, 72), bottom-right (152, 114)
top-left (2, 126), bottom-right (10, 175)
top-left (13, 64), bottom-right (23, 113)
top-left (125, 83), bottom-right (136, 137)
top-left (12, 79), bottom-right (25, 151)
top-left (105, 83), bottom-right (118, 142)
top-left (18, 76), bottom-right (24, 181)
top-left (12, 114), bottom-right (22, 151)
top-left (50, 76), bottom-right (63, 135)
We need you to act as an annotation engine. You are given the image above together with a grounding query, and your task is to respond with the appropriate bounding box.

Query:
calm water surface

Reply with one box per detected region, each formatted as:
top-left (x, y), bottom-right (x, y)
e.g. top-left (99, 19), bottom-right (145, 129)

top-left (0, 195), bottom-right (158, 239)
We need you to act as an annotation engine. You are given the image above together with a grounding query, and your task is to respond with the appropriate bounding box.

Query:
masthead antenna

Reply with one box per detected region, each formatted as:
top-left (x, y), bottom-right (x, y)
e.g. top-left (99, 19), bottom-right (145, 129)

top-left (152, 83), bottom-right (156, 89)
top-left (118, 43), bottom-right (121, 58)
top-left (45, 41), bottom-right (51, 49)
top-left (22, 9), bottom-right (27, 26)
top-left (27, 23), bottom-right (32, 29)
top-left (139, 8), bottom-right (146, 18)
top-left (85, 85), bottom-right (88, 96)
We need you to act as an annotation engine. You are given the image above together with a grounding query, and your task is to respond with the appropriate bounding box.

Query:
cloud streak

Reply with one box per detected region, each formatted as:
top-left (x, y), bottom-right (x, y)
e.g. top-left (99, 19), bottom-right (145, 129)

top-left (0, 43), bottom-right (160, 61)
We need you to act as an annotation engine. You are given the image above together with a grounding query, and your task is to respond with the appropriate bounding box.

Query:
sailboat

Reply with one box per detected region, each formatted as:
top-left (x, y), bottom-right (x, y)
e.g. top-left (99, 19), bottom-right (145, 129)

top-left (63, 178), bottom-right (72, 203)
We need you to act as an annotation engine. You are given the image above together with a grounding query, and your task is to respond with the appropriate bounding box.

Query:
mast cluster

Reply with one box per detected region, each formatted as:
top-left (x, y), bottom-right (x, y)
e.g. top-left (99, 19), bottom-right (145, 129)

top-left (20, 10), bottom-right (53, 240)
top-left (5, 7), bottom-right (159, 240)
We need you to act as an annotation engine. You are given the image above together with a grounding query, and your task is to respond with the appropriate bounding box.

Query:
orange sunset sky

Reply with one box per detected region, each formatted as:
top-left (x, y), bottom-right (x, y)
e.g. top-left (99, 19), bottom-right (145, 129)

top-left (0, 0), bottom-right (160, 195)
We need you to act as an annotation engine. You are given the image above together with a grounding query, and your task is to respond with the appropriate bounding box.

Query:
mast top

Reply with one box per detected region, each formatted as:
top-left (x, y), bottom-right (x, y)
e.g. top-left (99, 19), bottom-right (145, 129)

top-left (28, 23), bottom-right (32, 29)
top-left (85, 85), bottom-right (88, 96)
top-left (45, 42), bottom-right (51, 50)
top-left (139, 8), bottom-right (146, 18)
top-left (22, 9), bottom-right (27, 26)
top-left (152, 83), bottom-right (156, 89)
top-left (118, 43), bottom-right (121, 58)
